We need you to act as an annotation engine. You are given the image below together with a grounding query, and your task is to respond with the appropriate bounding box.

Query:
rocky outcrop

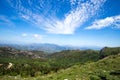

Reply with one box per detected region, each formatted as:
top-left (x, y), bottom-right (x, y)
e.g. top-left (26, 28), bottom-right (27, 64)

top-left (7, 63), bottom-right (13, 69)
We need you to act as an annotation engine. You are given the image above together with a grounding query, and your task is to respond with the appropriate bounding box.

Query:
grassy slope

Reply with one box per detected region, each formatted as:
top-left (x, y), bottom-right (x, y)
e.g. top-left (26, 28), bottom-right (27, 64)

top-left (0, 54), bottom-right (120, 80)
top-left (48, 50), bottom-right (99, 67)
top-left (40, 53), bottom-right (120, 80)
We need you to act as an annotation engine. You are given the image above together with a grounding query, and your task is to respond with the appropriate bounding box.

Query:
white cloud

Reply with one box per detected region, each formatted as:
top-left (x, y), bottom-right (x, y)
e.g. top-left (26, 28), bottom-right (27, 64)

top-left (33, 34), bottom-right (39, 38)
top-left (22, 33), bottom-right (28, 37)
top-left (22, 33), bottom-right (43, 40)
top-left (70, 0), bottom-right (77, 5)
top-left (85, 15), bottom-right (120, 29)
top-left (33, 34), bottom-right (42, 40)
top-left (43, 0), bottom-right (106, 34)
top-left (21, 15), bottom-right (30, 20)
top-left (7, 0), bottom-right (106, 34)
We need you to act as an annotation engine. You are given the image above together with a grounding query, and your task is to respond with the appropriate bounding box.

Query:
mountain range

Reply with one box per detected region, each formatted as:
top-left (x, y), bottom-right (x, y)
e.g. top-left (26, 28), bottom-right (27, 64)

top-left (0, 43), bottom-right (101, 53)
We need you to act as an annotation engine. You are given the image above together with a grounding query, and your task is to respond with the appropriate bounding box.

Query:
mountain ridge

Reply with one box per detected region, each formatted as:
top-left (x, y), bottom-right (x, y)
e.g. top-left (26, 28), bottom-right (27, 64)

top-left (0, 43), bottom-right (101, 53)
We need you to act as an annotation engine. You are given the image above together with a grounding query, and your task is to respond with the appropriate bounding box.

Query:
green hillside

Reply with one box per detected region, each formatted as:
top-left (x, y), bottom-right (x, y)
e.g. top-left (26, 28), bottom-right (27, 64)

top-left (0, 53), bottom-right (120, 80)
top-left (0, 47), bottom-right (120, 80)
top-left (48, 50), bottom-right (100, 68)
top-left (41, 54), bottom-right (120, 80)
top-left (99, 47), bottom-right (120, 59)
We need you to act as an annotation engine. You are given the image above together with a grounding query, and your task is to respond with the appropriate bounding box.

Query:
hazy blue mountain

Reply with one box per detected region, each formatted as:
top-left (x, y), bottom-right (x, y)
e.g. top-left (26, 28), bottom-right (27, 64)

top-left (0, 43), bottom-right (71, 53)
top-left (0, 43), bottom-right (101, 53)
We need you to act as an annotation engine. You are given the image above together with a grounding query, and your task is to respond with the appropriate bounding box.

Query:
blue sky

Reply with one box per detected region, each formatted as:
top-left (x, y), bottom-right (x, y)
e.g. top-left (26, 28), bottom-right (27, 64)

top-left (0, 0), bottom-right (120, 47)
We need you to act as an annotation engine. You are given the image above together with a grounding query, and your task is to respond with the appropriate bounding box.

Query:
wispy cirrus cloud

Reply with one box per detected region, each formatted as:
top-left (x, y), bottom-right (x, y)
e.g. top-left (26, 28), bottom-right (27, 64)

top-left (70, 0), bottom-right (77, 5)
top-left (44, 0), bottom-right (106, 34)
top-left (85, 15), bottom-right (120, 29)
top-left (0, 15), bottom-right (14, 27)
top-left (7, 0), bottom-right (106, 34)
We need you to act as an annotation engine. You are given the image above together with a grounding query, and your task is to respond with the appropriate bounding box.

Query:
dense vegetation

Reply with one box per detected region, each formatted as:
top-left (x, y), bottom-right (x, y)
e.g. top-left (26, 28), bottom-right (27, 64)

top-left (99, 47), bottom-right (120, 59)
top-left (0, 47), bottom-right (120, 80)
top-left (40, 53), bottom-right (120, 80)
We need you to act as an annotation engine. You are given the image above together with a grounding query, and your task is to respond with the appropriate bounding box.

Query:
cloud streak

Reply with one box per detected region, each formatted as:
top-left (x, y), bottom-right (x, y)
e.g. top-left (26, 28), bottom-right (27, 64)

top-left (0, 15), bottom-right (14, 27)
top-left (7, 0), bottom-right (106, 34)
top-left (85, 15), bottom-right (120, 29)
